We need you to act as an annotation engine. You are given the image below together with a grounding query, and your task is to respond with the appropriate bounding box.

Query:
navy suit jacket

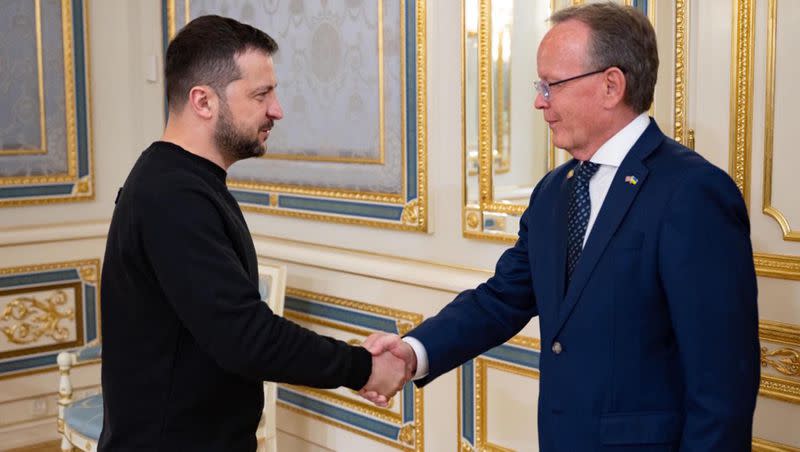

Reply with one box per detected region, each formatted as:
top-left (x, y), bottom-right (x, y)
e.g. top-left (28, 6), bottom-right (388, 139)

top-left (408, 121), bottom-right (760, 451)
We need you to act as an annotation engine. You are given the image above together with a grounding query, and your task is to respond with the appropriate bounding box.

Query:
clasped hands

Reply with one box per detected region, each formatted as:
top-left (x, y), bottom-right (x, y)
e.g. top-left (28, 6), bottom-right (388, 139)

top-left (358, 333), bottom-right (416, 407)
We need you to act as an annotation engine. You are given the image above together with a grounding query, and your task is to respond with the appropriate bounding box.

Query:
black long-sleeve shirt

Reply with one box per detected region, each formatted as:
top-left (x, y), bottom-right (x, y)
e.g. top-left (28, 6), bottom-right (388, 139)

top-left (99, 141), bottom-right (371, 451)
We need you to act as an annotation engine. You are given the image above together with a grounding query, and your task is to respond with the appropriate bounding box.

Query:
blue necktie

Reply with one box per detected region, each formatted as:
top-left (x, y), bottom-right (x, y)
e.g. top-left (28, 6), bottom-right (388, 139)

top-left (566, 161), bottom-right (600, 281)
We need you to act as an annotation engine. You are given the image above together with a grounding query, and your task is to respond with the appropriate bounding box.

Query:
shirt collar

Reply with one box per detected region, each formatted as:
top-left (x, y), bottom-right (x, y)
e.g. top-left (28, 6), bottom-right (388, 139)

top-left (589, 113), bottom-right (650, 168)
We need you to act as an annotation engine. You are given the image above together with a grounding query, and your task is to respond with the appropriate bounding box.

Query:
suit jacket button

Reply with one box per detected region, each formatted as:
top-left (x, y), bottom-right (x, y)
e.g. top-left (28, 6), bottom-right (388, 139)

top-left (552, 341), bottom-right (562, 354)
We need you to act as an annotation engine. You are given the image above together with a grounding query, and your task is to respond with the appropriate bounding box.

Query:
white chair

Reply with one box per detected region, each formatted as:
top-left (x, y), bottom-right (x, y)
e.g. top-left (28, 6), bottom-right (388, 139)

top-left (256, 263), bottom-right (287, 452)
top-left (57, 340), bottom-right (102, 452)
top-left (57, 264), bottom-right (287, 452)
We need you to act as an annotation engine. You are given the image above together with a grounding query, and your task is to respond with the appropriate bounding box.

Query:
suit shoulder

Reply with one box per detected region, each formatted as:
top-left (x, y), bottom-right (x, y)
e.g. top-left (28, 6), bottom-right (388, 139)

top-left (649, 138), bottom-right (736, 188)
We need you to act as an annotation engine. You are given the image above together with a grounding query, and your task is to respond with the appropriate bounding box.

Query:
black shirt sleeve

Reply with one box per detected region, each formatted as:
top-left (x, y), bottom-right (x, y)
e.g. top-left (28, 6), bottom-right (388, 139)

top-left (137, 171), bottom-right (371, 390)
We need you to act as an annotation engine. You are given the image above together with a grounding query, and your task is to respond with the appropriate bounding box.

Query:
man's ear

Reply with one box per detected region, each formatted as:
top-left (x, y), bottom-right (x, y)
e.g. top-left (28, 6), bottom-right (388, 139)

top-left (602, 67), bottom-right (627, 109)
top-left (187, 86), bottom-right (216, 120)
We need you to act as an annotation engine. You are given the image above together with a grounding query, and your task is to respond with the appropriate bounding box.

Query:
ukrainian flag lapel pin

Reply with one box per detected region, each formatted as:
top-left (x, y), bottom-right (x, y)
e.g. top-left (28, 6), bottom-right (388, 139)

top-left (625, 175), bottom-right (639, 185)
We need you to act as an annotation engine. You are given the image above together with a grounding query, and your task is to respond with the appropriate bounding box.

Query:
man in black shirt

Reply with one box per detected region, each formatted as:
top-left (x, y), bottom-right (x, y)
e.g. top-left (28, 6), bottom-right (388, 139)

top-left (99, 15), bottom-right (409, 451)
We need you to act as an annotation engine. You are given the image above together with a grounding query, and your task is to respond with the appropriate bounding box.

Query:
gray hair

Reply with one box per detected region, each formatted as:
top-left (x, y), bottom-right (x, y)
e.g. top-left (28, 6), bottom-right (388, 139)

top-left (550, 2), bottom-right (658, 113)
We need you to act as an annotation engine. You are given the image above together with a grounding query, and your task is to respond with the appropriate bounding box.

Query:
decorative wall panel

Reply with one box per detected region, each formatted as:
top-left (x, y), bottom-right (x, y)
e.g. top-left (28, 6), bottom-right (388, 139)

top-left (163, 0), bottom-right (427, 231)
top-left (0, 0), bottom-right (93, 207)
top-left (0, 259), bottom-right (99, 378)
top-left (729, 0), bottom-right (800, 405)
top-left (759, 320), bottom-right (800, 405)
top-left (458, 336), bottom-right (540, 451)
top-left (278, 288), bottom-right (424, 451)
top-left (761, 0), bottom-right (800, 242)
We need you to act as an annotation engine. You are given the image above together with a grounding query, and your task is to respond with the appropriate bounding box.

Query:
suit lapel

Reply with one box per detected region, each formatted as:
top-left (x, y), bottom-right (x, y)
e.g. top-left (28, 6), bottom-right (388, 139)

top-left (554, 121), bottom-right (666, 335)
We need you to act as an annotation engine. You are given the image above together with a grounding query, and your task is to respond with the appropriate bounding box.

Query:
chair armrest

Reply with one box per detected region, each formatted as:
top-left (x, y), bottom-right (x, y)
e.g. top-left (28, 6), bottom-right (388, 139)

top-left (74, 340), bottom-right (102, 363)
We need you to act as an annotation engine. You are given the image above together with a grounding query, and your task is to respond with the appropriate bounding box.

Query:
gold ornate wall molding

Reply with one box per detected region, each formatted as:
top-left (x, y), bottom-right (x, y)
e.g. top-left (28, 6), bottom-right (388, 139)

top-left (279, 288), bottom-right (424, 451)
top-left (761, 0), bottom-right (800, 242)
top-left (673, 0), bottom-right (689, 144)
top-left (0, 259), bottom-right (99, 379)
top-left (165, 0), bottom-right (428, 232)
top-left (458, 337), bottom-right (540, 451)
top-left (754, 253), bottom-right (800, 281)
top-left (760, 320), bottom-right (800, 405)
top-left (2, 290), bottom-right (75, 345)
top-left (0, 0), bottom-right (94, 207)
top-left (729, 0), bottom-right (800, 278)
top-left (752, 437), bottom-right (800, 452)
top-left (729, 0), bottom-right (755, 207)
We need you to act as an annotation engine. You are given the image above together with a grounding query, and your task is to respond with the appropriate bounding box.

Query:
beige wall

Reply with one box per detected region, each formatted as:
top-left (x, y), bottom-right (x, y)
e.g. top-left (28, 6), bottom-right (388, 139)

top-left (1, 0), bottom-right (798, 450)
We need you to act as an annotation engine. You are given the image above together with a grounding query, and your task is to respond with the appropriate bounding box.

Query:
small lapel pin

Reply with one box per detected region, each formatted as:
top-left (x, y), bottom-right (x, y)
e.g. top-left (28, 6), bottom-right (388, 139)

top-left (625, 175), bottom-right (639, 185)
top-left (567, 169), bottom-right (575, 179)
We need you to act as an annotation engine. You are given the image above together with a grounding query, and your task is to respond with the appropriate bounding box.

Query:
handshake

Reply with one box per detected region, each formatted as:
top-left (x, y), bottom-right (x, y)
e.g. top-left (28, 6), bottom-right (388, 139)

top-left (358, 333), bottom-right (417, 407)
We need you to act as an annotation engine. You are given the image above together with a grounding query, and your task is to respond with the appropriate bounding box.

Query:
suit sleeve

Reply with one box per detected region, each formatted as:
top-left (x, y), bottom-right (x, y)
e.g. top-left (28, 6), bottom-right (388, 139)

top-left (407, 180), bottom-right (544, 386)
top-left (138, 174), bottom-right (371, 390)
top-left (658, 165), bottom-right (760, 451)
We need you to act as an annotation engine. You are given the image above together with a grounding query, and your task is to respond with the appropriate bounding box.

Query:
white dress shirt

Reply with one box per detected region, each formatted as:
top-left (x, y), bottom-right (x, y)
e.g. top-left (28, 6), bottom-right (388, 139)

top-left (405, 113), bottom-right (651, 380)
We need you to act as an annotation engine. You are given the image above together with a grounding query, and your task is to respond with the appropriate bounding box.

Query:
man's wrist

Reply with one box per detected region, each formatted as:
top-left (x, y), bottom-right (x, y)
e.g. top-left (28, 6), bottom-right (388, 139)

top-left (402, 336), bottom-right (429, 380)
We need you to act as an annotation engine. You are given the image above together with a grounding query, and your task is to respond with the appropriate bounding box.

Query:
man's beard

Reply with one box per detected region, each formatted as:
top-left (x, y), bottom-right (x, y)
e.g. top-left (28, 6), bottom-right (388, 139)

top-left (214, 101), bottom-right (269, 161)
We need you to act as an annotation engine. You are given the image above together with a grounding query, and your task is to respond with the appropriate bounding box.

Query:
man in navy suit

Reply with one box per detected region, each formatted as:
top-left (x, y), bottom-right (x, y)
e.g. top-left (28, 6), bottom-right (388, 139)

top-left (361, 3), bottom-right (760, 451)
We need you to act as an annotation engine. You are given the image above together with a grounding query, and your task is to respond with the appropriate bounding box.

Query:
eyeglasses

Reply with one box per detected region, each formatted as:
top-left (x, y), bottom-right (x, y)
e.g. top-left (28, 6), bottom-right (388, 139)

top-left (533, 67), bottom-right (613, 101)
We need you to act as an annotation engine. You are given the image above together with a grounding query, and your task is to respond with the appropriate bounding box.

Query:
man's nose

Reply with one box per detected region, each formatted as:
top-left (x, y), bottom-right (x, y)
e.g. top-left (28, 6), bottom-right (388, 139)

top-left (533, 92), bottom-right (548, 110)
top-left (269, 99), bottom-right (284, 120)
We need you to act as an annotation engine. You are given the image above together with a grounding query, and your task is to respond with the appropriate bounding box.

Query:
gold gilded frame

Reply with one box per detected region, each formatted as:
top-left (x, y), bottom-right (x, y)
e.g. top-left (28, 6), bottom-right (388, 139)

top-left (279, 288), bottom-right (425, 451)
top-left (263, 0), bottom-right (386, 165)
top-left (728, 0), bottom-right (800, 280)
top-left (752, 437), bottom-right (800, 452)
top-left (723, 0), bottom-right (800, 422)
top-left (761, 0), bottom-right (800, 242)
top-left (729, 0), bottom-right (754, 208)
top-left (0, 282), bottom-right (84, 359)
top-left (759, 320), bottom-right (800, 405)
top-left (493, 24), bottom-right (511, 174)
top-left (166, 0), bottom-right (427, 231)
top-left (0, 259), bottom-right (100, 381)
top-left (673, 0), bottom-right (690, 146)
top-left (457, 336), bottom-right (541, 451)
top-left (0, 0), bottom-right (94, 206)
top-left (462, 0), bottom-right (681, 243)
top-left (0, 0), bottom-right (47, 156)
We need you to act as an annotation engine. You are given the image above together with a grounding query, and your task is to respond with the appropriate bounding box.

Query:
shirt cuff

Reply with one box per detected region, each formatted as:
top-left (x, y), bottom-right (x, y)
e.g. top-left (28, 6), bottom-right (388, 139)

top-left (402, 336), bottom-right (429, 380)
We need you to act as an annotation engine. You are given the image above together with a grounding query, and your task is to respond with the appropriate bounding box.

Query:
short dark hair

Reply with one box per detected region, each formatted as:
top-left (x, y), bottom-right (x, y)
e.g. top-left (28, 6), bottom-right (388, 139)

top-left (550, 2), bottom-right (658, 113)
top-left (165, 15), bottom-right (278, 110)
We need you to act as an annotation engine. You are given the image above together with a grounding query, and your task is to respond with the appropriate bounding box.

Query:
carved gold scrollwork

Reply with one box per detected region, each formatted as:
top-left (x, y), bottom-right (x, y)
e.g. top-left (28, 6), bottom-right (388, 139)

top-left (466, 211), bottom-right (480, 230)
top-left (79, 265), bottom-right (97, 284)
top-left (674, 0), bottom-right (688, 144)
top-left (761, 346), bottom-right (800, 377)
top-left (1, 291), bottom-right (74, 344)
top-left (76, 179), bottom-right (90, 194)
top-left (399, 424), bottom-right (415, 445)
top-left (402, 200), bottom-right (419, 226)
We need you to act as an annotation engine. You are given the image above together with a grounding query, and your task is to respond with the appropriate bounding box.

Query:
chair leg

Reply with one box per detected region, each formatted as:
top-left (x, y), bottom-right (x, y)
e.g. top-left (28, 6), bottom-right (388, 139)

top-left (267, 434), bottom-right (277, 452)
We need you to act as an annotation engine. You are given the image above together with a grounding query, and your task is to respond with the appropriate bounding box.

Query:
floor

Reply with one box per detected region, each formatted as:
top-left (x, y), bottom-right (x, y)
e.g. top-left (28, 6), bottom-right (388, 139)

top-left (6, 440), bottom-right (60, 452)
